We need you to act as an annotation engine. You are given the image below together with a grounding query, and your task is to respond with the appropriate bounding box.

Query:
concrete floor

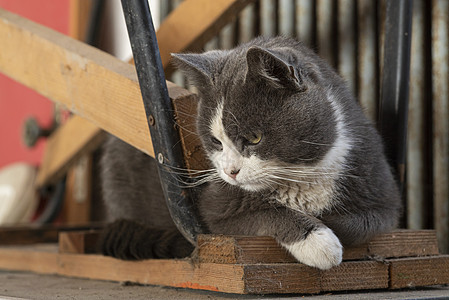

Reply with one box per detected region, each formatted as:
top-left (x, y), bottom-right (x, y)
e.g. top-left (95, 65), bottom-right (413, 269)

top-left (1, 271), bottom-right (449, 300)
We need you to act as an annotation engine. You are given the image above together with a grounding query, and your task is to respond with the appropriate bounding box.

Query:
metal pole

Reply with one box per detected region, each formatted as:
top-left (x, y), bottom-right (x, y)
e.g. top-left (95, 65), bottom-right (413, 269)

top-left (121, 0), bottom-right (205, 244)
top-left (378, 0), bottom-right (413, 189)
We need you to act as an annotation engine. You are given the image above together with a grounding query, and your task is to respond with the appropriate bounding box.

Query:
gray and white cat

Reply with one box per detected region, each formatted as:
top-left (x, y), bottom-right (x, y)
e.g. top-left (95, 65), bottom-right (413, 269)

top-left (100, 36), bottom-right (401, 270)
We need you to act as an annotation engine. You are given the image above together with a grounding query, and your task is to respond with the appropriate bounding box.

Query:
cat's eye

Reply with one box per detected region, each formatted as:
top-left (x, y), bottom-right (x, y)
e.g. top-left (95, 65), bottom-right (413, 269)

top-left (245, 132), bottom-right (262, 145)
top-left (211, 136), bottom-right (222, 146)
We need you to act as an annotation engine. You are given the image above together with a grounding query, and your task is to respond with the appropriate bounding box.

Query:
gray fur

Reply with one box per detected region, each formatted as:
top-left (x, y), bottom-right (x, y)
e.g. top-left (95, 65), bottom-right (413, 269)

top-left (100, 36), bottom-right (401, 267)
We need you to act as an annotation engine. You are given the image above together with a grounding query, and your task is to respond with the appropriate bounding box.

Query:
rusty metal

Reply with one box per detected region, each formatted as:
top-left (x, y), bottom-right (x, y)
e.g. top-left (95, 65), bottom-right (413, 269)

top-left (431, 0), bottom-right (449, 253)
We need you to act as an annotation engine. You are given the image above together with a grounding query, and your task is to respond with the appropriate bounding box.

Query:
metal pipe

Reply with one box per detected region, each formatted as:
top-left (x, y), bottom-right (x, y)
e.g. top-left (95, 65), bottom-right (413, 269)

top-left (378, 0), bottom-right (413, 195)
top-left (121, 0), bottom-right (205, 244)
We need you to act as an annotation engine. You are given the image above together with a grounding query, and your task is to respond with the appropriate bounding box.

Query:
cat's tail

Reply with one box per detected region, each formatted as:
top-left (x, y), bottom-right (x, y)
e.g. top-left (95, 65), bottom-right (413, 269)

top-left (99, 219), bottom-right (194, 260)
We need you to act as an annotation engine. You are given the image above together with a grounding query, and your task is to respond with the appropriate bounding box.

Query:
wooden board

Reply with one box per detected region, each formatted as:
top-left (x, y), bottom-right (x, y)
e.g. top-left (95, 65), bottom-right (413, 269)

top-left (0, 8), bottom-right (153, 156)
top-left (388, 256), bottom-right (449, 289)
top-left (0, 224), bottom-right (103, 245)
top-left (197, 230), bottom-right (440, 264)
top-left (0, 8), bottom-right (208, 187)
top-left (20, 0), bottom-right (254, 186)
top-left (58, 230), bottom-right (100, 254)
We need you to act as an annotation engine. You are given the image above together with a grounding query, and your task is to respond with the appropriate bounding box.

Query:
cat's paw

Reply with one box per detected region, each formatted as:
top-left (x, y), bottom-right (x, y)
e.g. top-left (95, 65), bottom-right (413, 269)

top-left (281, 227), bottom-right (343, 270)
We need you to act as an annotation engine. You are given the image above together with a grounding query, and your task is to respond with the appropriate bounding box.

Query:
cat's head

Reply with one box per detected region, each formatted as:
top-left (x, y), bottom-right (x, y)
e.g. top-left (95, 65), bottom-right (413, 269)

top-left (172, 39), bottom-right (346, 192)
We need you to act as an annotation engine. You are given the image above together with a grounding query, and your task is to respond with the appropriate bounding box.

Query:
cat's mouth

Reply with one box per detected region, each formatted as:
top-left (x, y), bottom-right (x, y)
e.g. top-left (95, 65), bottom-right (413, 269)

top-left (218, 169), bottom-right (268, 192)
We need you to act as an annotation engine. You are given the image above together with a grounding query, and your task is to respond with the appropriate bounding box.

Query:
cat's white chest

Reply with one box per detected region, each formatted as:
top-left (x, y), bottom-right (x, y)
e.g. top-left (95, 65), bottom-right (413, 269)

top-left (274, 179), bottom-right (336, 215)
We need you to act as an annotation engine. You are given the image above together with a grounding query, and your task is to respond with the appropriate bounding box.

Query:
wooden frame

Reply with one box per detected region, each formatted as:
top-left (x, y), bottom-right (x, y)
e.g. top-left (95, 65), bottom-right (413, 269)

top-left (0, 229), bottom-right (448, 294)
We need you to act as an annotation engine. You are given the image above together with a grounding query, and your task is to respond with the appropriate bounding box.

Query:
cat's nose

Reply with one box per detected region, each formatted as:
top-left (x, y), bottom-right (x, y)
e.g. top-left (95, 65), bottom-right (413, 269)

top-left (224, 168), bottom-right (240, 179)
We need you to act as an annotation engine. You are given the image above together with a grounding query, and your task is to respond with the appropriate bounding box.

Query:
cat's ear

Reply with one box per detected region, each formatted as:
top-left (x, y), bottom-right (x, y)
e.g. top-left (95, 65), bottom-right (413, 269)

top-left (171, 51), bottom-right (226, 87)
top-left (245, 47), bottom-right (305, 91)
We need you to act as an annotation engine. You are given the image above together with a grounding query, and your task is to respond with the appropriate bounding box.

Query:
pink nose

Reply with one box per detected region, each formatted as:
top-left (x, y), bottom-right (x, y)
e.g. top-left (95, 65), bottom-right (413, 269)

top-left (224, 168), bottom-right (240, 179)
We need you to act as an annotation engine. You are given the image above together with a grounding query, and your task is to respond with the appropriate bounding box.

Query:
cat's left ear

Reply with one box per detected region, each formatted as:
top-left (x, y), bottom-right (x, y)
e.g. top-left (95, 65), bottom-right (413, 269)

top-left (245, 47), bottom-right (305, 91)
top-left (171, 51), bottom-right (226, 87)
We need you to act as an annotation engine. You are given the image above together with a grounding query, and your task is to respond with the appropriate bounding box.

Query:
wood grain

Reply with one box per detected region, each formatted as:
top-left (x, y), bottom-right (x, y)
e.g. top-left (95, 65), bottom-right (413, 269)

top-left (320, 261), bottom-right (389, 291)
top-left (0, 242), bottom-right (448, 294)
top-left (0, 224), bottom-right (104, 245)
top-left (197, 230), bottom-right (440, 264)
top-left (0, 8), bottom-right (153, 156)
top-left (58, 230), bottom-right (101, 254)
top-left (389, 255), bottom-right (449, 289)
top-left (0, 0), bottom-right (253, 187)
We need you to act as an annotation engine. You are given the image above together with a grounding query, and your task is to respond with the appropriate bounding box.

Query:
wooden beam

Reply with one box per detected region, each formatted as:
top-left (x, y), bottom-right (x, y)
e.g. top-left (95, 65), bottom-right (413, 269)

top-left (0, 224), bottom-right (103, 245)
top-left (389, 256), bottom-right (449, 289)
top-left (23, 0), bottom-right (251, 187)
top-left (58, 230), bottom-right (100, 254)
top-left (0, 9), bottom-right (206, 187)
top-left (0, 8), bottom-right (153, 155)
top-left (197, 230), bottom-right (440, 264)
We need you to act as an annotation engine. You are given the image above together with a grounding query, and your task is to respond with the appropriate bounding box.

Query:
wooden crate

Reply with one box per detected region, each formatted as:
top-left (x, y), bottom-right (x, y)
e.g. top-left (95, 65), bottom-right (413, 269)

top-left (0, 228), bottom-right (447, 294)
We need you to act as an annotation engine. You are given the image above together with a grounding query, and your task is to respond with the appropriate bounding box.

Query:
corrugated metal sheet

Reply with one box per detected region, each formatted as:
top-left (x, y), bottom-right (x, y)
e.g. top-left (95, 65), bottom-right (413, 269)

top-left (163, 0), bottom-right (449, 253)
top-left (431, 0), bottom-right (449, 253)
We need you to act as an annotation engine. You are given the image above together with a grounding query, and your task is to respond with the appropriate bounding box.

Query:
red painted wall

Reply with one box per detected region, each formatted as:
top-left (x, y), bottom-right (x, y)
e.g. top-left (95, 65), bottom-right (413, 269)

top-left (0, 0), bottom-right (70, 168)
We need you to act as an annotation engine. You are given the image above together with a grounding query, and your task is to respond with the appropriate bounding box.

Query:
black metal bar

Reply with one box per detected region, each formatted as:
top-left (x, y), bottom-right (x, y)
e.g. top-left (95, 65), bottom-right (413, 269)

top-left (120, 0), bottom-right (205, 244)
top-left (378, 0), bottom-right (413, 189)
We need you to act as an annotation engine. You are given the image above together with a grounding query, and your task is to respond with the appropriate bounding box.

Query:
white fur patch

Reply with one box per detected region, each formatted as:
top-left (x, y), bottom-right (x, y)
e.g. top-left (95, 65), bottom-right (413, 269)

top-left (208, 101), bottom-right (274, 191)
top-left (281, 227), bottom-right (343, 270)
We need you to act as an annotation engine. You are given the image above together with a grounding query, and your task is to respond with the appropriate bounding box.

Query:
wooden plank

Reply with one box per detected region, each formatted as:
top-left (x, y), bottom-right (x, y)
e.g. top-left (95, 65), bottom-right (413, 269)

top-left (320, 261), bottom-right (389, 291)
top-left (157, 0), bottom-right (256, 75)
top-left (0, 9), bottom-right (206, 187)
top-left (389, 255), bottom-right (449, 289)
top-left (243, 264), bottom-right (320, 294)
top-left (0, 246), bottom-right (246, 294)
top-left (172, 93), bottom-right (209, 172)
top-left (197, 230), bottom-right (440, 264)
top-left (1, 243), bottom-right (449, 294)
top-left (58, 230), bottom-right (101, 254)
top-left (0, 224), bottom-right (103, 245)
top-left (0, 8), bottom-right (153, 155)
top-left (33, 0), bottom-right (253, 187)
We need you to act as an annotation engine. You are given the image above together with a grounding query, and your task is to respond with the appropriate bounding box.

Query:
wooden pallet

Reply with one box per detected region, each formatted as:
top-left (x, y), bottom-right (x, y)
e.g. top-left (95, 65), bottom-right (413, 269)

top-left (0, 228), bottom-right (448, 294)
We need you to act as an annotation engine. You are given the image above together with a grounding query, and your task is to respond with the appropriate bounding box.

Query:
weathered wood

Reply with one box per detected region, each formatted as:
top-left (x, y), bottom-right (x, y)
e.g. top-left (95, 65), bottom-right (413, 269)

top-left (0, 243), bottom-right (447, 294)
top-left (389, 255), bottom-right (449, 289)
top-left (320, 261), bottom-right (389, 291)
top-left (243, 264), bottom-right (320, 294)
top-left (172, 94), bottom-right (209, 172)
top-left (157, 0), bottom-right (256, 75)
top-left (0, 224), bottom-right (103, 245)
top-left (0, 8), bottom-right (153, 156)
top-left (0, 8), bottom-right (208, 187)
top-left (3, 0), bottom-right (252, 187)
top-left (58, 230), bottom-right (101, 254)
top-left (197, 230), bottom-right (440, 264)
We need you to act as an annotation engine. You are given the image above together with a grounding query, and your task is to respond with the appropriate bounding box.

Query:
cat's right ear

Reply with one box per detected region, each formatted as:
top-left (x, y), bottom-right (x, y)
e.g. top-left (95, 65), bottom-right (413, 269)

top-left (171, 51), bottom-right (225, 87)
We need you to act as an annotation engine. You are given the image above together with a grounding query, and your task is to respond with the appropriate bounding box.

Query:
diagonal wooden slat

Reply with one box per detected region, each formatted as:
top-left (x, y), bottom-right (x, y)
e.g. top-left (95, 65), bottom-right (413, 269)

top-left (6, 0), bottom-right (253, 187)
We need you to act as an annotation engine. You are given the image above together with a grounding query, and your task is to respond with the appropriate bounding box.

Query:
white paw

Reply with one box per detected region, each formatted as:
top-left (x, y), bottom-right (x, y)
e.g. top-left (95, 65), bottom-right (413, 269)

top-left (281, 227), bottom-right (343, 270)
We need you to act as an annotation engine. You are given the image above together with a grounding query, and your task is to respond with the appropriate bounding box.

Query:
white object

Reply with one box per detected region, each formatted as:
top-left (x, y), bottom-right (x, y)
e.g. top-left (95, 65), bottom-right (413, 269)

top-left (0, 163), bottom-right (38, 225)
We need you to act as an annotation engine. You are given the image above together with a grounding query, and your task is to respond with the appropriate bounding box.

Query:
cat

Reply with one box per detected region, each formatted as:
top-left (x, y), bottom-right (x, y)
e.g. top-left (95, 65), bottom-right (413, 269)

top-left (99, 36), bottom-right (401, 270)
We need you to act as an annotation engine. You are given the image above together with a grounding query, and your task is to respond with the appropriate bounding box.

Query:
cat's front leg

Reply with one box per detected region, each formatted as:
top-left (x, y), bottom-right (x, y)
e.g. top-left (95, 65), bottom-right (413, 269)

top-left (280, 226), bottom-right (342, 270)
top-left (204, 205), bottom-right (342, 270)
